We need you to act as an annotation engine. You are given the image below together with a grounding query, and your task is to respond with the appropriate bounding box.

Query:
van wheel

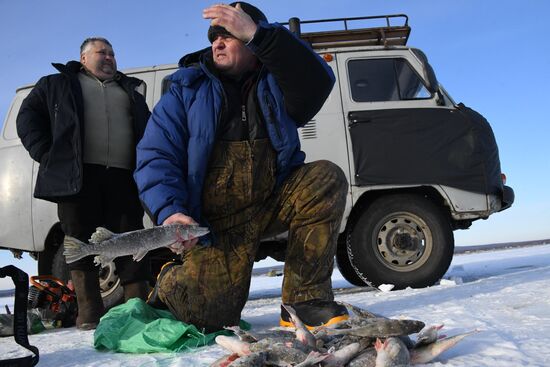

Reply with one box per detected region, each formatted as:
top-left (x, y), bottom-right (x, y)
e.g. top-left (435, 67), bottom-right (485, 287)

top-left (51, 245), bottom-right (124, 309)
top-left (343, 194), bottom-right (454, 289)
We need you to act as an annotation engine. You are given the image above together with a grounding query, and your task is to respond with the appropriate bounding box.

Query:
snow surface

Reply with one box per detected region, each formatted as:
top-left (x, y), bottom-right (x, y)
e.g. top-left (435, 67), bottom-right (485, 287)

top-left (1, 244), bottom-right (550, 366)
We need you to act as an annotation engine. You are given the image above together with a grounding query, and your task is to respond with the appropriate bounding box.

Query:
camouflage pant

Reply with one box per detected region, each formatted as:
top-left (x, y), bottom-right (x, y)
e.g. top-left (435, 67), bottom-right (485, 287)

top-left (156, 139), bottom-right (347, 332)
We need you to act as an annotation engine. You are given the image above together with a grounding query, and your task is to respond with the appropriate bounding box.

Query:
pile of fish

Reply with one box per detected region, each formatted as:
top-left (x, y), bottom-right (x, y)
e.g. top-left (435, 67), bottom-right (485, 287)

top-left (212, 302), bottom-right (478, 367)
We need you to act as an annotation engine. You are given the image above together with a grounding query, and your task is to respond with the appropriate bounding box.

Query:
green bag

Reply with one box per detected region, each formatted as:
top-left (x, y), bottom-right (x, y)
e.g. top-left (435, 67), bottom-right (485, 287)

top-left (94, 298), bottom-right (250, 353)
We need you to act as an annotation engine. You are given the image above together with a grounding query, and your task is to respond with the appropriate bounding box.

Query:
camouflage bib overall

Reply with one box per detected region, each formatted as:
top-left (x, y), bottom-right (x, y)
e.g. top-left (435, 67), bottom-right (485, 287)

top-left (156, 139), bottom-right (347, 332)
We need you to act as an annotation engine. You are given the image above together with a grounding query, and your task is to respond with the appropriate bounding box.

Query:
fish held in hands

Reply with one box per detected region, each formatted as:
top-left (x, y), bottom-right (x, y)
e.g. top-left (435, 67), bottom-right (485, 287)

top-left (63, 224), bottom-right (209, 266)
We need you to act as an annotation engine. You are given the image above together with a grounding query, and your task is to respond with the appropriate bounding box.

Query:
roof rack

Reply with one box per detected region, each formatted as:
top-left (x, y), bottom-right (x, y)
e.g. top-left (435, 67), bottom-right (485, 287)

top-left (282, 14), bottom-right (410, 49)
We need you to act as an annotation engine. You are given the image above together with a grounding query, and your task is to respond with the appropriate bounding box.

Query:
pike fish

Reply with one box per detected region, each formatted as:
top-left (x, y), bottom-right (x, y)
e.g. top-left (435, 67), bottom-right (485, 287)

top-left (63, 224), bottom-right (209, 266)
top-left (323, 318), bottom-right (425, 338)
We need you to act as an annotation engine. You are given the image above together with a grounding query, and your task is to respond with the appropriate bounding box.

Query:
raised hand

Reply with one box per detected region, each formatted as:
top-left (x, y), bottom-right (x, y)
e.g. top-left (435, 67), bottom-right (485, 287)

top-left (203, 3), bottom-right (258, 42)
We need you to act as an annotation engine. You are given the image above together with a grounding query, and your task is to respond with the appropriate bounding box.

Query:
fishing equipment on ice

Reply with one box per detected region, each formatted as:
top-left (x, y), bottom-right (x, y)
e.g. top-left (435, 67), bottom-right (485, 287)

top-left (27, 275), bottom-right (78, 328)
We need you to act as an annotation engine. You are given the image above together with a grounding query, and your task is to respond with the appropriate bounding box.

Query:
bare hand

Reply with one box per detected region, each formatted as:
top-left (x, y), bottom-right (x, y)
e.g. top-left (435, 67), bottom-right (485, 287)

top-left (163, 213), bottom-right (199, 253)
top-left (202, 3), bottom-right (258, 42)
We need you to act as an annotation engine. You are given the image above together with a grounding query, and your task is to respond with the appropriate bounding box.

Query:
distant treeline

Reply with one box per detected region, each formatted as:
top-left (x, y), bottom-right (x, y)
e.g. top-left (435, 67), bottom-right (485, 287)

top-left (454, 238), bottom-right (550, 254)
top-left (0, 289), bottom-right (15, 297)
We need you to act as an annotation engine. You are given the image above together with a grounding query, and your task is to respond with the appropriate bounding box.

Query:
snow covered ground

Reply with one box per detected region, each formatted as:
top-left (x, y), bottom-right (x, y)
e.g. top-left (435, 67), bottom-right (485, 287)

top-left (1, 243), bottom-right (550, 366)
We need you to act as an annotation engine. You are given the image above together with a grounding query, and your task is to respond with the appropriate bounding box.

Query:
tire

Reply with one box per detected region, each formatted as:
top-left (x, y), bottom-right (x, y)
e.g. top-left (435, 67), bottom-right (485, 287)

top-left (344, 194), bottom-right (454, 289)
top-left (51, 245), bottom-right (124, 309)
top-left (37, 226), bottom-right (65, 275)
top-left (336, 236), bottom-right (367, 286)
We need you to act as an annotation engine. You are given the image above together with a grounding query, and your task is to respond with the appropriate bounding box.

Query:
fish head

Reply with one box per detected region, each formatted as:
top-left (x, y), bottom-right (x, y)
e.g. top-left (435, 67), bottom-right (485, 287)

top-left (281, 305), bottom-right (300, 328)
top-left (416, 324), bottom-right (445, 346)
top-left (374, 338), bottom-right (385, 352)
top-left (376, 337), bottom-right (408, 358)
top-left (173, 224), bottom-right (210, 242)
top-left (215, 335), bottom-right (251, 356)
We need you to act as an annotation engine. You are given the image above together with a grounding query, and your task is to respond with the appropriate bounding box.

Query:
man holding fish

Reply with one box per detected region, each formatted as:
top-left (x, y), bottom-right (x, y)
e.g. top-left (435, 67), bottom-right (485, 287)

top-left (134, 2), bottom-right (349, 332)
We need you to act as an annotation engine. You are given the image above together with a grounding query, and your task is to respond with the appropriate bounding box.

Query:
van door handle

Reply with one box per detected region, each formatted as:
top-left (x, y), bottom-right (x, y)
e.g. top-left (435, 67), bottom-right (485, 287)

top-left (348, 111), bottom-right (371, 126)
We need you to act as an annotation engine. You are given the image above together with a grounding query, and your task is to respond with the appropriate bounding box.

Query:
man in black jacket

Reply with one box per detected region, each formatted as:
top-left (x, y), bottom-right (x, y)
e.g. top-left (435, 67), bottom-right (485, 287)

top-left (16, 37), bottom-right (151, 330)
top-left (137, 3), bottom-right (349, 332)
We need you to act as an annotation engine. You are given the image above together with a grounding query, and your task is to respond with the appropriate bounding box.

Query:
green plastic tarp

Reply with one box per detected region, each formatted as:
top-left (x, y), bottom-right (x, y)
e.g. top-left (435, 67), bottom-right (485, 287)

top-left (94, 298), bottom-right (249, 353)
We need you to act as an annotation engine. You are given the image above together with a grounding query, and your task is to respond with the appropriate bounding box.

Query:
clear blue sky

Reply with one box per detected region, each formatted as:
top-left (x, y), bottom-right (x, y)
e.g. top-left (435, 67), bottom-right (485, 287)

top-left (1, 0), bottom-right (549, 284)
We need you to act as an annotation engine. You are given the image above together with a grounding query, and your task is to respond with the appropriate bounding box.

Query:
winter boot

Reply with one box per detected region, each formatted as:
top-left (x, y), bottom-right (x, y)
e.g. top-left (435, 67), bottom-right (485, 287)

top-left (280, 299), bottom-right (349, 329)
top-left (70, 269), bottom-right (105, 330)
top-left (146, 261), bottom-right (179, 309)
top-left (123, 281), bottom-right (150, 302)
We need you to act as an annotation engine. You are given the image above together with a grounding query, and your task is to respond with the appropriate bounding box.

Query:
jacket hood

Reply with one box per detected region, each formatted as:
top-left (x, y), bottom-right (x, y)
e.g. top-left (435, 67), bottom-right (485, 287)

top-left (52, 60), bottom-right (83, 74)
top-left (178, 47), bottom-right (211, 68)
top-left (171, 47), bottom-right (218, 87)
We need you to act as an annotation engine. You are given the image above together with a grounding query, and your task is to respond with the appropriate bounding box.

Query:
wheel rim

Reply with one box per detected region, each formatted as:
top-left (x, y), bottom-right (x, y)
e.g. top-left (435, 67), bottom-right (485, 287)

top-left (98, 262), bottom-right (120, 298)
top-left (373, 212), bottom-right (433, 272)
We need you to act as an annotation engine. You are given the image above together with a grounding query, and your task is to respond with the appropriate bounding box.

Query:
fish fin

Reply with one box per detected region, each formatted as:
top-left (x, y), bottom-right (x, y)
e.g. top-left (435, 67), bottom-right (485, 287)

top-left (90, 227), bottom-right (115, 243)
top-left (63, 236), bottom-right (89, 264)
top-left (302, 350), bottom-right (329, 366)
top-left (133, 249), bottom-right (148, 262)
top-left (94, 255), bottom-right (113, 267)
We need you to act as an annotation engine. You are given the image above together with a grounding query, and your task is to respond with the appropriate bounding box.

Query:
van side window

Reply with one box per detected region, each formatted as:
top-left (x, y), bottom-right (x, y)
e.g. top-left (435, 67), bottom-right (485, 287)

top-left (348, 58), bottom-right (431, 102)
top-left (161, 77), bottom-right (172, 96)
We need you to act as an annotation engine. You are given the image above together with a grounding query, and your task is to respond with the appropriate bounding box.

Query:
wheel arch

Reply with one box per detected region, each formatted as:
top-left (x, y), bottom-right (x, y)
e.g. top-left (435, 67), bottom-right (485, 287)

top-left (37, 222), bottom-right (65, 275)
top-left (341, 185), bottom-right (452, 241)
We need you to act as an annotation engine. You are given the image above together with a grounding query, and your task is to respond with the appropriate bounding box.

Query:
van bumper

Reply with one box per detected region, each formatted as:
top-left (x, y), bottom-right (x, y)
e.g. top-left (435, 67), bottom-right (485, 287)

top-left (500, 185), bottom-right (515, 211)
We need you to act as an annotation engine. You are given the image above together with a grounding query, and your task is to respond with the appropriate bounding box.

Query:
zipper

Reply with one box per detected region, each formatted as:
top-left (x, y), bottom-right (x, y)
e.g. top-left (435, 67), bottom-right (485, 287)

top-left (241, 105), bottom-right (247, 122)
top-left (102, 83), bottom-right (110, 168)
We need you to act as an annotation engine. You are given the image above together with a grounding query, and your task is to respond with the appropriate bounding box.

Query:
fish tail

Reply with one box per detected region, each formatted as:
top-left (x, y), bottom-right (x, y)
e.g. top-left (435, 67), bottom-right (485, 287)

top-left (411, 329), bottom-right (480, 364)
top-left (63, 236), bottom-right (89, 264)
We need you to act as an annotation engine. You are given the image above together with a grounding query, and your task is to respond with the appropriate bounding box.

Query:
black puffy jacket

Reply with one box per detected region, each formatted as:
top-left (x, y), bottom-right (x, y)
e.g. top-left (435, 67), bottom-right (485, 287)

top-left (16, 61), bottom-right (150, 202)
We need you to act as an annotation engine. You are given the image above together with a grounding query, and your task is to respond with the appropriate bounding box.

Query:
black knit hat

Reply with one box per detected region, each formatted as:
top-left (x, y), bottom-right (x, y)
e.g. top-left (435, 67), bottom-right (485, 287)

top-left (207, 2), bottom-right (268, 43)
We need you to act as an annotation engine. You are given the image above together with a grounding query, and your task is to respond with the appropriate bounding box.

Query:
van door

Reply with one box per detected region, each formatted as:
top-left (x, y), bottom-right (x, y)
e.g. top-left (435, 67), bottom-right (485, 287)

top-left (0, 89), bottom-right (36, 251)
top-left (336, 50), bottom-right (463, 189)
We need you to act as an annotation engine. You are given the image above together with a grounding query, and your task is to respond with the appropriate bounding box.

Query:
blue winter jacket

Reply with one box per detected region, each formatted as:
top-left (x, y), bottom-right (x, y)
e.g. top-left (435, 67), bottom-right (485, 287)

top-left (135, 22), bottom-right (335, 226)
